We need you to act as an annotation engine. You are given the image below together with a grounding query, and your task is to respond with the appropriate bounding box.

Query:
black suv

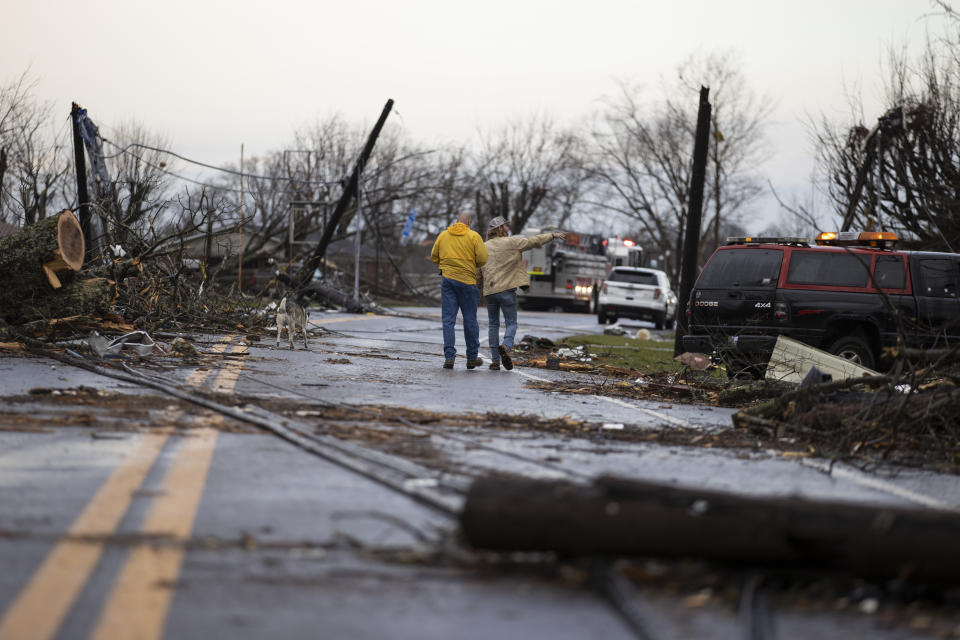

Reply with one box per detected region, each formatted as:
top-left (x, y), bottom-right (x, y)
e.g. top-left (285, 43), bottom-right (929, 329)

top-left (682, 232), bottom-right (960, 374)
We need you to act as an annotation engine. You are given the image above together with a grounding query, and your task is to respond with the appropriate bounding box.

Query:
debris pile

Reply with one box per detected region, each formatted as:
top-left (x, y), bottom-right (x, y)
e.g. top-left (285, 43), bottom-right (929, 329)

top-left (733, 364), bottom-right (960, 469)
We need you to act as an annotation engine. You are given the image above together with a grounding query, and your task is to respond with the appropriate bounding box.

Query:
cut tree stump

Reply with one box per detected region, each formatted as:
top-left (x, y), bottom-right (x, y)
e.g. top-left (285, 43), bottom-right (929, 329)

top-left (0, 210), bottom-right (115, 323)
top-left (0, 209), bottom-right (84, 287)
top-left (460, 474), bottom-right (960, 581)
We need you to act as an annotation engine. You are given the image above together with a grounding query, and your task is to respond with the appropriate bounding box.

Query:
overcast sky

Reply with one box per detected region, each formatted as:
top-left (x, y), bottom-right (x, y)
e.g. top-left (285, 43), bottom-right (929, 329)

top-left (2, 0), bottom-right (943, 230)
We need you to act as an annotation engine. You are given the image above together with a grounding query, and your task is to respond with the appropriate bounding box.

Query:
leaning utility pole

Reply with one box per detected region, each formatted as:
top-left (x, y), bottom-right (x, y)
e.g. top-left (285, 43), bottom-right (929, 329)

top-left (673, 87), bottom-right (711, 357)
top-left (70, 102), bottom-right (92, 263)
top-left (294, 99), bottom-right (394, 291)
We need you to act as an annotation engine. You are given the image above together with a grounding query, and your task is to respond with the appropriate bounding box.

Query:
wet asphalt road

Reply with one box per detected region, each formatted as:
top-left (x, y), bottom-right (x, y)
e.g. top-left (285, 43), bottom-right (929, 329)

top-left (0, 306), bottom-right (959, 639)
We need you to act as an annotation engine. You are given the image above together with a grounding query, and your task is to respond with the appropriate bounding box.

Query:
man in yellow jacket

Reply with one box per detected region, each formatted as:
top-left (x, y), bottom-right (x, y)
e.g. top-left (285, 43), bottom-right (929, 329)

top-left (430, 213), bottom-right (489, 369)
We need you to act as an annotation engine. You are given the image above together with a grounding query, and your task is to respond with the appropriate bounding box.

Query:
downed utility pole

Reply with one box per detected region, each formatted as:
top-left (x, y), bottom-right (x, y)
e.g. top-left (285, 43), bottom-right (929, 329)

top-left (292, 99), bottom-right (394, 292)
top-left (70, 102), bottom-right (93, 263)
top-left (460, 474), bottom-right (960, 581)
top-left (673, 86), bottom-right (711, 357)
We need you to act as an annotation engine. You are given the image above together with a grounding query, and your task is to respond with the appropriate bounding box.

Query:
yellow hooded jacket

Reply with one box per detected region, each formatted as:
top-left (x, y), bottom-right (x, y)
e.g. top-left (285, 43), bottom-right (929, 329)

top-left (430, 222), bottom-right (488, 285)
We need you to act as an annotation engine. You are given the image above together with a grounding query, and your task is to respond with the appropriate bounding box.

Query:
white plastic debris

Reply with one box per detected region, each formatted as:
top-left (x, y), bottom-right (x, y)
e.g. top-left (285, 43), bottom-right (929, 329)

top-left (602, 423), bottom-right (625, 430)
top-left (87, 331), bottom-right (160, 358)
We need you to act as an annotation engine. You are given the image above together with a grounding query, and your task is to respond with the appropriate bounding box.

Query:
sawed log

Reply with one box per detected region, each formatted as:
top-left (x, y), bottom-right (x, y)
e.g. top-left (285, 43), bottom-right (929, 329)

top-left (0, 209), bottom-right (84, 289)
top-left (460, 474), bottom-right (960, 581)
top-left (0, 210), bottom-right (116, 322)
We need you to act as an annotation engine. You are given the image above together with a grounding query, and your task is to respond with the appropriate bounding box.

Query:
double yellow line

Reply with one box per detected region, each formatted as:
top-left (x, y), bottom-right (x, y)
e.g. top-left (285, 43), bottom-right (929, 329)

top-left (0, 337), bottom-right (247, 640)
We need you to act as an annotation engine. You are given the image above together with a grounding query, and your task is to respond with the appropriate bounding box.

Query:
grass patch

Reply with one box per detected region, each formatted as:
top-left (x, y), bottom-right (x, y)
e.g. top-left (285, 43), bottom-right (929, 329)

top-left (560, 334), bottom-right (683, 375)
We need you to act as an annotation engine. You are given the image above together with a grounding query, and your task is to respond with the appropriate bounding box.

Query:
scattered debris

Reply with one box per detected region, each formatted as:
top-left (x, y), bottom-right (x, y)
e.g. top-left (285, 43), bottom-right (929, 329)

top-left (674, 352), bottom-right (711, 371)
top-left (520, 334), bottom-right (555, 348)
top-left (603, 325), bottom-right (630, 336)
top-left (169, 337), bottom-right (201, 358)
top-left (635, 329), bottom-right (650, 340)
top-left (87, 330), bottom-right (161, 358)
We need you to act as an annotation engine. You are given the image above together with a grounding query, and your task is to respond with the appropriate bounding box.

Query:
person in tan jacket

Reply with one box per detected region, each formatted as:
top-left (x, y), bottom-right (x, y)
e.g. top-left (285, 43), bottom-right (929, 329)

top-left (481, 217), bottom-right (564, 370)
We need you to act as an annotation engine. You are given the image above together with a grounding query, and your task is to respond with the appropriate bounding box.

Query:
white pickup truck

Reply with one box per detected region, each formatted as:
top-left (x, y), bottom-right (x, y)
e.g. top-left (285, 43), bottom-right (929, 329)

top-left (597, 266), bottom-right (677, 329)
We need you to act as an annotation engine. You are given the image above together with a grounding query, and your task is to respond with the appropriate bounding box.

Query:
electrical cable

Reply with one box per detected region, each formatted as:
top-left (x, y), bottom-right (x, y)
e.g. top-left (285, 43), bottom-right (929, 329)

top-left (101, 139), bottom-right (342, 187)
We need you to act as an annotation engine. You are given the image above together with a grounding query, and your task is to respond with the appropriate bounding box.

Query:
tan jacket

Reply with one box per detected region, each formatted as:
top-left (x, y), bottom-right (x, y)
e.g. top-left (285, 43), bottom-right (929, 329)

top-left (481, 233), bottom-right (555, 296)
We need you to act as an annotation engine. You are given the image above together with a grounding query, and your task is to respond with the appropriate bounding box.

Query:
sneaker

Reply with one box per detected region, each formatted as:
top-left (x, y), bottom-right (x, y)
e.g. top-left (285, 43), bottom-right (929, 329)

top-left (443, 359), bottom-right (454, 369)
top-left (498, 345), bottom-right (513, 370)
top-left (466, 358), bottom-right (483, 369)
top-left (489, 361), bottom-right (500, 370)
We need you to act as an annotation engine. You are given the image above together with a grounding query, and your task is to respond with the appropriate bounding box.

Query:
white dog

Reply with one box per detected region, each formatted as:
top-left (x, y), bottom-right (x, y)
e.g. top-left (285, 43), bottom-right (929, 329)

top-left (276, 296), bottom-right (309, 349)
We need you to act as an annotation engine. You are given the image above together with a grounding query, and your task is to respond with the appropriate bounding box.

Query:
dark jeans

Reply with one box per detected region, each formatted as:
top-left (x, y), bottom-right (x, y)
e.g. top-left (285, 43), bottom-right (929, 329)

top-left (486, 288), bottom-right (518, 361)
top-left (440, 277), bottom-right (480, 361)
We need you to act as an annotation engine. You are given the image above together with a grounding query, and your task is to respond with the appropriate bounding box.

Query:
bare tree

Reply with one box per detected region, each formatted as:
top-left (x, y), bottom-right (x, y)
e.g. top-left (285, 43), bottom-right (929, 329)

top-left (97, 121), bottom-right (176, 254)
top-left (472, 114), bottom-right (587, 234)
top-left (587, 51), bottom-right (773, 281)
top-left (814, 32), bottom-right (960, 249)
top-left (0, 71), bottom-right (71, 226)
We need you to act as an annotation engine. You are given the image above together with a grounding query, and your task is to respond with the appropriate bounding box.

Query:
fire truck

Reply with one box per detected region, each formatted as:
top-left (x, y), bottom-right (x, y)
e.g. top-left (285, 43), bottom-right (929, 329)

top-left (516, 229), bottom-right (608, 311)
top-left (605, 236), bottom-right (644, 268)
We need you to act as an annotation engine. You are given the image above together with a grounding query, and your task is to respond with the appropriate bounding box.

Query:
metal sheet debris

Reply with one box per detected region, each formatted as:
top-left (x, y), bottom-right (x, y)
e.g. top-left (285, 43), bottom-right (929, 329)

top-left (87, 330), bottom-right (160, 358)
top-left (765, 335), bottom-right (878, 383)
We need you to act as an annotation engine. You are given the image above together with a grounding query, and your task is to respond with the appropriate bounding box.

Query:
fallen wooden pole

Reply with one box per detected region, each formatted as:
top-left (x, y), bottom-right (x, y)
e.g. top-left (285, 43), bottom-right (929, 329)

top-left (460, 474), bottom-right (960, 581)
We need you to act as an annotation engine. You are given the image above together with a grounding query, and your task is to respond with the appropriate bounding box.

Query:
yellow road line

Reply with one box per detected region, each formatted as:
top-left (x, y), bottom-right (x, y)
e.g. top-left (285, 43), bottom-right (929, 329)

top-left (212, 343), bottom-right (248, 393)
top-left (90, 344), bottom-right (246, 640)
top-left (0, 433), bottom-right (169, 640)
top-left (88, 428), bottom-right (219, 640)
top-left (0, 335), bottom-right (236, 640)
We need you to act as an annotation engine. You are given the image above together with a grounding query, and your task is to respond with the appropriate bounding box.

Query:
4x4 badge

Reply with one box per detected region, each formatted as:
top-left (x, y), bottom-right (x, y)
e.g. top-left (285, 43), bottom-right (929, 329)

top-left (755, 302), bottom-right (771, 308)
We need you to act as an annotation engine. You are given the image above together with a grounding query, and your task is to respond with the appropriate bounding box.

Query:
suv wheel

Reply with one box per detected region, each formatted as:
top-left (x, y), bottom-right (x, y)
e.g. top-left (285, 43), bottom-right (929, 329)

top-left (653, 311), bottom-right (665, 330)
top-left (597, 306), bottom-right (608, 324)
top-left (665, 315), bottom-right (675, 330)
top-left (827, 334), bottom-right (876, 370)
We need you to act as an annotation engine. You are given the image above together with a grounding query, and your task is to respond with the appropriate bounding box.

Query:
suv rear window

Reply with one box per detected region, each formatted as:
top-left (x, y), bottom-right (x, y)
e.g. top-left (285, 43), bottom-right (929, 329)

top-left (874, 255), bottom-right (906, 289)
top-left (787, 251), bottom-right (871, 287)
top-left (697, 248), bottom-right (783, 289)
top-left (609, 270), bottom-right (658, 286)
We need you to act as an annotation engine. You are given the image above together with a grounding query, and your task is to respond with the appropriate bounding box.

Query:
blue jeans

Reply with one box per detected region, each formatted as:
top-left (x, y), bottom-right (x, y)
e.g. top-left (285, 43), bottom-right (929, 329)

top-left (486, 288), bottom-right (518, 361)
top-left (440, 277), bottom-right (480, 361)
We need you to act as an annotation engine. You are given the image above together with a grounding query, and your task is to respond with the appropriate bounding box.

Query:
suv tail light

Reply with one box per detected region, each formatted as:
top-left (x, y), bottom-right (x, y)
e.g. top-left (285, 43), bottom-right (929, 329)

top-left (654, 288), bottom-right (662, 299)
top-left (602, 283), bottom-right (608, 294)
top-left (774, 301), bottom-right (789, 322)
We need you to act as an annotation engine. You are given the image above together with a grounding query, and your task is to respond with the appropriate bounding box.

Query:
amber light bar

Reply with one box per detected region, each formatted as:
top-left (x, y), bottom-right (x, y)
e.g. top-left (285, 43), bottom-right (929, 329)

top-left (815, 231), bottom-right (898, 248)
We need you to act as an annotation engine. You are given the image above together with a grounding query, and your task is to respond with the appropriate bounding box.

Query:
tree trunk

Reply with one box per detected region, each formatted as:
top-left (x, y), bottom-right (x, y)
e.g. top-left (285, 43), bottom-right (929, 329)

top-left (0, 209), bottom-right (85, 289)
top-left (460, 474), bottom-right (960, 581)
top-left (7, 277), bottom-right (117, 323)
top-left (0, 210), bottom-right (116, 323)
